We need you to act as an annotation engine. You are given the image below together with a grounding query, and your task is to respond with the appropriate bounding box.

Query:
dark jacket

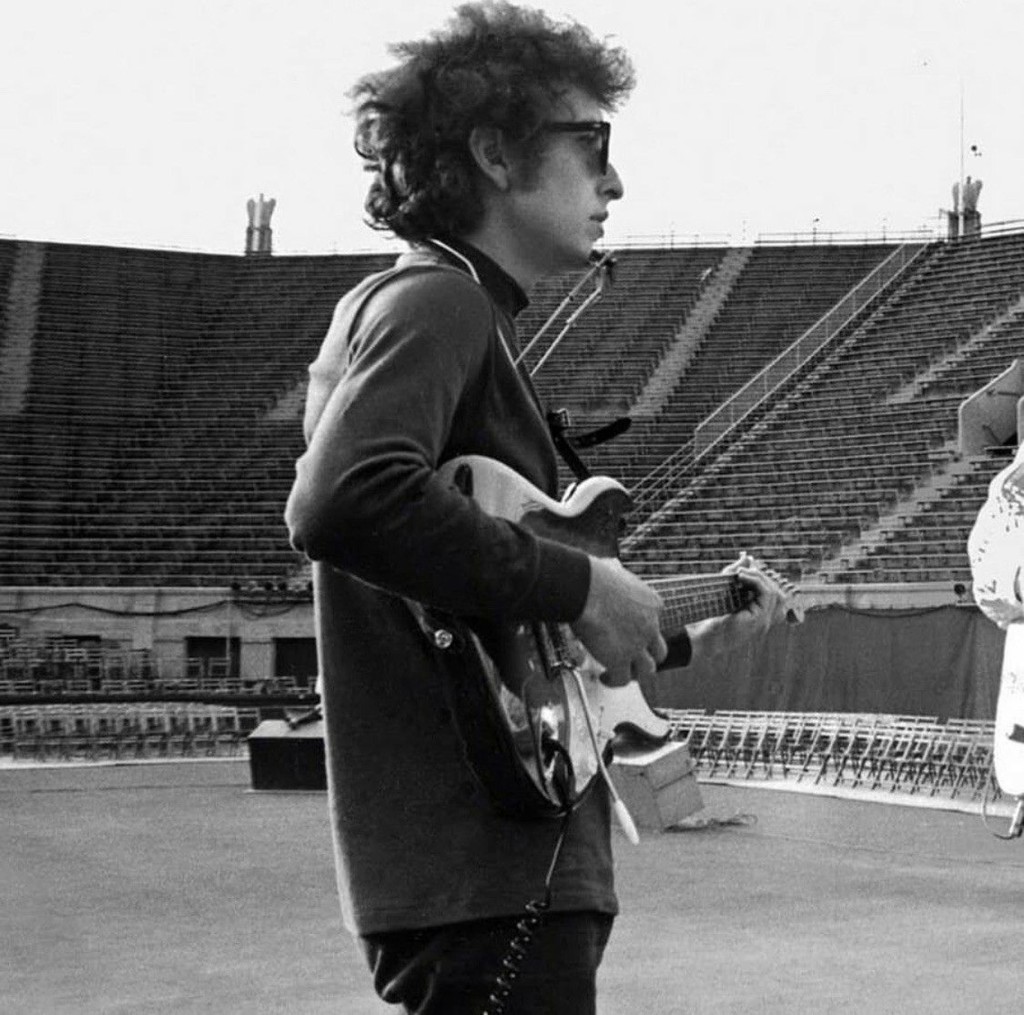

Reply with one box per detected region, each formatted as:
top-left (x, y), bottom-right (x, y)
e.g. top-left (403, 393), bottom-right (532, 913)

top-left (285, 241), bottom-right (615, 934)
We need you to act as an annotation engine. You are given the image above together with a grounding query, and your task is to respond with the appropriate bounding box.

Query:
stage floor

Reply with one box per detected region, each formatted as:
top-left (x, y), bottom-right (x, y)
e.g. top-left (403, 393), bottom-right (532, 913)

top-left (3, 759), bottom-right (1022, 1014)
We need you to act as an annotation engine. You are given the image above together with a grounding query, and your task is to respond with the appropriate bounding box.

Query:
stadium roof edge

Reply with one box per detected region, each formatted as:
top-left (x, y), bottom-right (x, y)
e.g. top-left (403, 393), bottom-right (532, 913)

top-left (3, 217), bottom-right (1024, 257)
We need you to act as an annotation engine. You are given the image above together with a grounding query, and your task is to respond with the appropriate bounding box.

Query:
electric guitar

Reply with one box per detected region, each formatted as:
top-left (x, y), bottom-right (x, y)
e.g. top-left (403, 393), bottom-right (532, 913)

top-left (410, 455), bottom-right (802, 827)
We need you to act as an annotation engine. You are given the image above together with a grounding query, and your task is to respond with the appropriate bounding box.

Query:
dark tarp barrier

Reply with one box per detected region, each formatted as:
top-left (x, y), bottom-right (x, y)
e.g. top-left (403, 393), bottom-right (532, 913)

top-left (646, 605), bottom-right (1007, 720)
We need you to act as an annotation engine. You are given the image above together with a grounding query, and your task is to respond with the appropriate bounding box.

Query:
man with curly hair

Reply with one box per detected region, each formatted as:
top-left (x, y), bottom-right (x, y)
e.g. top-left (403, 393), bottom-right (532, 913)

top-left (286, 3), bottom-right (785, 1010)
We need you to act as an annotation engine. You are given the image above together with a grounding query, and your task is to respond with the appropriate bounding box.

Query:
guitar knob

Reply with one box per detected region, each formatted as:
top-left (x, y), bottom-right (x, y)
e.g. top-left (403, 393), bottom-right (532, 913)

top-left (433, 629), bottom-right (455, 650)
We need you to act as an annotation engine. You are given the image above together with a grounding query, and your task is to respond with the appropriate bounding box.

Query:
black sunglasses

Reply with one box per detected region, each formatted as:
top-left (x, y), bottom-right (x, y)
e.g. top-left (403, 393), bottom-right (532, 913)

top-left (540, 121), bottom-right (611, 175)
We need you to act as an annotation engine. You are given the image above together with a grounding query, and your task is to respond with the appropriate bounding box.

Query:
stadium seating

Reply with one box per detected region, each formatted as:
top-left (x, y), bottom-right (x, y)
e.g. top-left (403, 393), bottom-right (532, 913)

top-left (7, 231), bottom-right (1024, 796)
top-left (518, 247), bottom-right (728, 417)
top-left (571, 243), bottom-right (894, 489)
top-left (2, 231), bottom-right (1024, 589)
top-left (0, 245), bottom-right (392, 586)
top-left (623, 231), bottom-right (1024, 583)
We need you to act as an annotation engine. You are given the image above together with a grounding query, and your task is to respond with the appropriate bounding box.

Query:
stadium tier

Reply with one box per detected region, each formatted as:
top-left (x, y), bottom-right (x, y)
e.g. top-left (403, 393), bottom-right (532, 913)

top-left (622, 230), bottom-right (1024, 583)
top-left (1, 231), bottom-right (1023, 592)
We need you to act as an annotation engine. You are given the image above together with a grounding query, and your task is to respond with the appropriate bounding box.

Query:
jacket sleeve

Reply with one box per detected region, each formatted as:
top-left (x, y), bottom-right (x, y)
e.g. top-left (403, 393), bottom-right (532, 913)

top-left (284, 268), bottom-right (591, 623)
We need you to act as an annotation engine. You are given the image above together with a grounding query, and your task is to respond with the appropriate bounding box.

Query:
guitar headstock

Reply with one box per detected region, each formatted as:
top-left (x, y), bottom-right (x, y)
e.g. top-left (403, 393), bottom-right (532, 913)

top-left (743, 555), bottom-right (805, 625)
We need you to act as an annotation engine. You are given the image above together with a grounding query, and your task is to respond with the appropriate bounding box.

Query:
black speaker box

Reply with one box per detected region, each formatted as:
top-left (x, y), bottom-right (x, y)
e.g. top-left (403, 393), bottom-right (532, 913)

top-left (248, 718), bottom-right (326, 791)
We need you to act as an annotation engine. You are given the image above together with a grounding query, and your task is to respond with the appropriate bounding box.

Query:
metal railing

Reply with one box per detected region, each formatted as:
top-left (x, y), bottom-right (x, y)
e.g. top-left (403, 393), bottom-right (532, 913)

top-left (694, 241), bottom-right (930, 454)
top-left (626, 240), bottom-right (932, 523)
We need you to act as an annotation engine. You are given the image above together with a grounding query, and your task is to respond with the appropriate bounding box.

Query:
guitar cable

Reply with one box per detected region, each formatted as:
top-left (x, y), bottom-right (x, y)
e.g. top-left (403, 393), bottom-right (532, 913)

top-left (483, 666), bottom-right (644, 1013)
top-left (482, 746), bottom-right (576, 1015)
top-left (567, 667), bottom-right (641, 845)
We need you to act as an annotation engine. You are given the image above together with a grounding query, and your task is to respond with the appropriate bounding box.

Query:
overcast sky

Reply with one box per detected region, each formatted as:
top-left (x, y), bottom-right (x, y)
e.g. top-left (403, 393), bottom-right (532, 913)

top-left (1, 0), bottom-right (1021, 255)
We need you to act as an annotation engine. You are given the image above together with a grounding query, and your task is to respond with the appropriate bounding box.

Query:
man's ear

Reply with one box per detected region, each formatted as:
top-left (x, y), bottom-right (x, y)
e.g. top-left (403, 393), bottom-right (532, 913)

top-left (468, 126), bottom-right (511, 191)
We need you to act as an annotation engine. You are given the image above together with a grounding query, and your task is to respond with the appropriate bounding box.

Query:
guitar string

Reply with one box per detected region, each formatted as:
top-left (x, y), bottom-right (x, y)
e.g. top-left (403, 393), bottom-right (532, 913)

top-left (651, 568), bottom-right (793, 625)
top-left (659, 580), bottom-right (746, 626)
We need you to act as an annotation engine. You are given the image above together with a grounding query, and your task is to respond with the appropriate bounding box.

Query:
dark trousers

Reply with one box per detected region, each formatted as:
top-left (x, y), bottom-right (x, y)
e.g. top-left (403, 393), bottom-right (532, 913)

top-left (359, 910), bottom-right (614, 1014)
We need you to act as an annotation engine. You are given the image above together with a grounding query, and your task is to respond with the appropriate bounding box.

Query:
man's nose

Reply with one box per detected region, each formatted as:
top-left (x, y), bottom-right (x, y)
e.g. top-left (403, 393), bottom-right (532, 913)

top-left (603, 162), bottom-right (624, 201)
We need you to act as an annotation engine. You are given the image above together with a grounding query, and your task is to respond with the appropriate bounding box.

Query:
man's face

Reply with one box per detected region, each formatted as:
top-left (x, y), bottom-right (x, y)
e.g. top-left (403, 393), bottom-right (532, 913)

top-left (504, 86), bottom-right (624, 278)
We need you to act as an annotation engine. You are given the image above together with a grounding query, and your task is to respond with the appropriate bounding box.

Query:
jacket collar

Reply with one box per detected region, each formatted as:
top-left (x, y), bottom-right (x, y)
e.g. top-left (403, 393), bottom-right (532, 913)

top-left (417, 236), bottom-right (529, 318)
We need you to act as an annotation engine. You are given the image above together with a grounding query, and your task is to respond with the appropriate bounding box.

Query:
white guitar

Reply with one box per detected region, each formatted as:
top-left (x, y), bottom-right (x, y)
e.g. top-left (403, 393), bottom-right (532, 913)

top-left (408, 455), bottom-right (802, 833)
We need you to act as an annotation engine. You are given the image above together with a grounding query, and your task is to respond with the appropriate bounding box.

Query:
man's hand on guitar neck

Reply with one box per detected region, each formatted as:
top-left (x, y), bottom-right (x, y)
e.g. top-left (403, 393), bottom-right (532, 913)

top-left (688, 552), bottom-right (791, 662)
top-left (571, 556), bottom-right (668, 687)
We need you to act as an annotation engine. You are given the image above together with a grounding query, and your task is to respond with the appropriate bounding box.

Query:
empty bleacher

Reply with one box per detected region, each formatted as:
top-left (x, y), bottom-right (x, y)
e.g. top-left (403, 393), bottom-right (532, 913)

top-left (3, 231), bottom-right (1024, 590)
top-left (563, 243), bottom-right (894, 489)
top-left (624, 231), bottom-right (1024, 583)
top-left (518, 246), bottom-right (727, 417)
top-left (0, 244), bottom-right (392, 586)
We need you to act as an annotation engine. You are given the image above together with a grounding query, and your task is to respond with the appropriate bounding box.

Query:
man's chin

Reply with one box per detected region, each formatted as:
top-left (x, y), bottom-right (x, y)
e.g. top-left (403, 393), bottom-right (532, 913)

top-left (555, 246), bottom-right (599, 273)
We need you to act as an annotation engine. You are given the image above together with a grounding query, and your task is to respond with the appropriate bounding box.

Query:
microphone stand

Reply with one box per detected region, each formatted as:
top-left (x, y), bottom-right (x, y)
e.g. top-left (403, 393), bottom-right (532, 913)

top-left (515, 250), bottom-right (616, 374)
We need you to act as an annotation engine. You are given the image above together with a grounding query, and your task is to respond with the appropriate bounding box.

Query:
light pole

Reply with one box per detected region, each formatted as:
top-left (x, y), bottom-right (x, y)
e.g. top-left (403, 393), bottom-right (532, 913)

top-left (959, 79), bottom-right (965, 241)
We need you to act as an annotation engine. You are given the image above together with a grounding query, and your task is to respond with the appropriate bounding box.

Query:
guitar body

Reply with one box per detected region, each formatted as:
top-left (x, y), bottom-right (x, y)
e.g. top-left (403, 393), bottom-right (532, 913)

top-left (418, 455), bottom-right (795, 820)
top-left (427, 456), bottom-right (664, 818)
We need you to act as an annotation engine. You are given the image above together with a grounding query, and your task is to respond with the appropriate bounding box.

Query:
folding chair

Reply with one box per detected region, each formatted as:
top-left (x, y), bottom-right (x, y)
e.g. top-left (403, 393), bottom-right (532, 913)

top-left (181, 657), bottom-right (205, 693)
top-left (705, 711), bottom-right (757, 778)
top-left (810, 714), bottom-right (858, 785)
top-left (944, 719), bottom-right (995, 799)
top-left (670, 710), bottom-right (714, 764)
top-left (91, 712), bottom-right (121, 760)
top-left (103, 652), bottom-right (129, 694)
top-left (60, 648), bottom-right (89, 693)
top-left (215, 709), bottom-right (242, 755)
top-left (0, 711), bottom-right (14, 756)
top-left (736, 712), bottom-right (781, 779)
top-left (165, 710), bottom-right (194, 756)
top-left (235, 707), bottom-right (262, 736)
top-left (141, 709), bottom-right (170, 757)
top-left (887, 720), bottom-right (947, 793)
top-left (756, 712), bottom-right (800, 780)
top-left (131, 649), bottom-right (160, 691)
top-left (113, 710), bottom-right (145, 758)
top-left (62, 708), bottom-right (94, 759)
top-left (906, 721), bottom-right (957, 794)
top-left (866, 717), bottom-right (940, 792)
top-left (189, 708), bottom-right (218, 756)
top-left (880, 721), bottom-right (937, 794)
top-left (850, 715), bottom-right (897, 789)
top-left (777, 712), bottom-right (824, 779)
top-left (12, 708), bottom-right (43, 760)
top-left (207, 657), bottom-right (231, 692)
top-left (84, 650), bottom-right (104, 692)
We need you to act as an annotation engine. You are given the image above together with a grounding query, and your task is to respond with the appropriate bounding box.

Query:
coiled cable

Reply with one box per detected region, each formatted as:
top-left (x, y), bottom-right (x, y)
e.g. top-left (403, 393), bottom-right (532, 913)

top-left (482, 776), bottom-right (575, 1014)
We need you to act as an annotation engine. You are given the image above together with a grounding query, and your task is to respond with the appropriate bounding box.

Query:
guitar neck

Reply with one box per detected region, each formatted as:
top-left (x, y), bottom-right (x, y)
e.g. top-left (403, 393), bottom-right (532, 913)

top-left (649, 574), bottom-right (753, 635)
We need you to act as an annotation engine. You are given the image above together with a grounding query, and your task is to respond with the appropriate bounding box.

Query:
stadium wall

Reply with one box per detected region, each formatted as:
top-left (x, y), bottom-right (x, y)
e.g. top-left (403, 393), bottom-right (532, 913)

top-left (2, 583), bottom-right (1004, 721)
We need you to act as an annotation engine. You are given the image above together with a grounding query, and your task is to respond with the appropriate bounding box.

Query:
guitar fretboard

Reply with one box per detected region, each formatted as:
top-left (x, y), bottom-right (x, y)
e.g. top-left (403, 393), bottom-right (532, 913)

top-left (649, 574), bottom-right (751, 633)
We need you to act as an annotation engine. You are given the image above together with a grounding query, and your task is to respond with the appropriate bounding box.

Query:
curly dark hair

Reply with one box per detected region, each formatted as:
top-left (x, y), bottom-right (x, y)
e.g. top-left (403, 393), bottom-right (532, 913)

top-left (349, 1), bottom-right (635, 242)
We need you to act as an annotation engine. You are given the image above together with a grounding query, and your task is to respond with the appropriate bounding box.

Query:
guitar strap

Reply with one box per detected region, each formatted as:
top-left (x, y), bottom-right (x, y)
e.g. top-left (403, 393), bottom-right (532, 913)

top-left (547, 409), bottom-right (592, 482)
top-left (546, 409), bottom-right (632, 483)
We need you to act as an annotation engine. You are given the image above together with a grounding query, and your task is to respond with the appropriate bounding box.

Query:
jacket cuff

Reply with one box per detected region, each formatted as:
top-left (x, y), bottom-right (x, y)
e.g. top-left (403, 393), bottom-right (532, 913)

top-left (659, 631), bottom-right (693, 669)
top-left (529, 539), bottom-right (592, 622)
